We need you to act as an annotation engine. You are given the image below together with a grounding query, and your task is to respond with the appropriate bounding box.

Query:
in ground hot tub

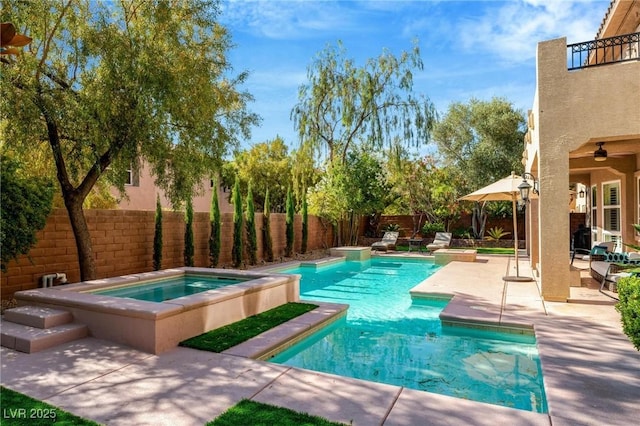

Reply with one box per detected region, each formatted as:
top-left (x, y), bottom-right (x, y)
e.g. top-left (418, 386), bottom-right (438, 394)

top-left (14, 267), bottom-right (300, 354)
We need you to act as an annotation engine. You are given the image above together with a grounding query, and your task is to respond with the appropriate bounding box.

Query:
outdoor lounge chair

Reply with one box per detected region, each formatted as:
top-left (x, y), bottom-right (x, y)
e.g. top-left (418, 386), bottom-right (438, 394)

top-left (372, 231), bottom-right (399, 251)
top-left (426, 232), bottom-right (452, 252)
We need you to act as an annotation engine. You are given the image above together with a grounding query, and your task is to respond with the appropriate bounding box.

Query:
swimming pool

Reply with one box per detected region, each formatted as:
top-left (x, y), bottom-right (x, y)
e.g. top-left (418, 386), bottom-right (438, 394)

top-left (92, 275), bottom-right (249, 302)
top-left (270, 258), bottom-right (547, 413)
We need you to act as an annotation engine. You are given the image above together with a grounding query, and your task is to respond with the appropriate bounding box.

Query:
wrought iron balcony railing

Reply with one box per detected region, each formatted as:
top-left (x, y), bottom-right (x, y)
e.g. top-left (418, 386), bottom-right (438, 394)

top-left (568, 32), bottom-right (639, 70)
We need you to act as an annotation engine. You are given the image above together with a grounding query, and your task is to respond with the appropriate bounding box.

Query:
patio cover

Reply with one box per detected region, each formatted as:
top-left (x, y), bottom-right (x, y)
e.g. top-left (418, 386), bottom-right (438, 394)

top-left (459, 173), bottom-right (535, 281)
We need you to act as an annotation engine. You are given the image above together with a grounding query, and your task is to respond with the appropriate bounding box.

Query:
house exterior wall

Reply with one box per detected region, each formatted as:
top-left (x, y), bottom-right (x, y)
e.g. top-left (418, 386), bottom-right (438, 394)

top-left (0, 208), bottom-right (333, 300)
top-left (115, 163), bottom-right (233, 213)
top-left (525, 35), bottom-right (640, 301)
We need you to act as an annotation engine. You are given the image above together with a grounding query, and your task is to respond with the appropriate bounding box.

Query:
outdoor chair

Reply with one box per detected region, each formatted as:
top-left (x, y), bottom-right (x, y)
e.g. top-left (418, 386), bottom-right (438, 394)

top-left (426, 232), bottom-right (452, 253)
top-left (371, 231), bottom-right (399, 252)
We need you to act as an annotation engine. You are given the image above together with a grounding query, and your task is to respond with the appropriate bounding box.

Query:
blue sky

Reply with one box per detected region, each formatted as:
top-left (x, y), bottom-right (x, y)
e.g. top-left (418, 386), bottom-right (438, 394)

top-left (220, 0), bottom-right (610, 149)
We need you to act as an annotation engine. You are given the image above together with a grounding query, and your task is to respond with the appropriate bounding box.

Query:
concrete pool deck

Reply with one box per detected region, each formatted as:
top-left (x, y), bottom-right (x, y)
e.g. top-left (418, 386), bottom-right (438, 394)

top-left (2, 254), bottom-right (639, 425)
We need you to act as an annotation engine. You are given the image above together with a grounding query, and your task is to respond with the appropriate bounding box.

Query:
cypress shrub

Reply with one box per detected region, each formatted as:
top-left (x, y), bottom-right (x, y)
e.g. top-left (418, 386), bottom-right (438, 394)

top-left (616, 276), bottom-right (640, 350)
top-left (263, 188), bottom-right (274, 262)
top-left (184, 198), bottom-right (194, 267)
top-left (232, 178), bottom-right (243, 267)
top-left (301, 193), bottom-right (308, 254)
top-left (153, 194), bottom-right (163, 270)
top-left (209, 177), bottom-right (221, 267)
top-left (285, 186), bottom-right (294, 257)
top-left (245, 181), bottom-right (258, 265)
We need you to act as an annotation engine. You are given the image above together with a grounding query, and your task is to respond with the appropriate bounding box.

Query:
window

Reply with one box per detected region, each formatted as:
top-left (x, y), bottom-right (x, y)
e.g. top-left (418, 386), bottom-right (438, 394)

top-left (125, 168), bottom-right (139, 187)
top-left (591, 185), bottom-right (598, 243)
top-left (602, 181), bottom-right (621, 251)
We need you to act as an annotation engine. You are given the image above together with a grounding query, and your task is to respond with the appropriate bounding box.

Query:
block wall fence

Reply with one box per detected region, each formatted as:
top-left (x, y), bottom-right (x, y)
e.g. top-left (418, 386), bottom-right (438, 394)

top-left (0, 208), bottom-right (334, 300)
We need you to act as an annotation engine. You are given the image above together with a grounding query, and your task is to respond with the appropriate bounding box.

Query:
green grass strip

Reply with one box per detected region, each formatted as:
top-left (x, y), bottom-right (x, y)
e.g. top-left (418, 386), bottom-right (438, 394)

top-left (0, 386), bottom-right (100, 426)
top-left (208, 399), bottom-right (347, 426)
top-left (179, 302), bottom-right (318, 352)
top-left (395, 245), bottom-right (514, 255)
top-left (474, 247), bottom-right (515, 255)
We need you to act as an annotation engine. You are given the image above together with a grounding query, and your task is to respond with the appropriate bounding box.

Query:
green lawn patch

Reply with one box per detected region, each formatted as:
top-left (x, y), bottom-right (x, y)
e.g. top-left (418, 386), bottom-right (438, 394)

top-left (0, 386), bottom-right (100, 426)
top-left (209, 399), bottom-right (346, 426)
top-left (395, 245), bottom-right (514, 255)
top-left (474, 247), bottom-right (515, 255)
top-left (180, 302), bottom-right (318, 352)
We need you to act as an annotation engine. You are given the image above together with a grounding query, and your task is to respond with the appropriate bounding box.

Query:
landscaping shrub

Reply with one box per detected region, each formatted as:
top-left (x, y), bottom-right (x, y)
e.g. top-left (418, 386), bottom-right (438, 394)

top-left (382, 223), bottom-right (400, 232)
top-left (485, 226), bottom-right (510, 241)
top-left (421, 222), bottom-right (444, 236)
top-left (153, 195), bottom-right (162, 270)
top-left (232, 178), bottom-right (243, 267)
top-left (245, 181), bottom-right (257, 265)
top-left (0, 155), bottom-right (54, 271)
top-left (184, 198), bottom-right (194, 267)
top-left (301, 194), bottom-right (308, 254)
top-left (616, 276), bottom-right (640, 351)
top-left (285, 186), bottom-right (294, 257)
top-left (263, 189), bottom-right (274, 262)
top-left (209, 177), bottom-right (221, 267)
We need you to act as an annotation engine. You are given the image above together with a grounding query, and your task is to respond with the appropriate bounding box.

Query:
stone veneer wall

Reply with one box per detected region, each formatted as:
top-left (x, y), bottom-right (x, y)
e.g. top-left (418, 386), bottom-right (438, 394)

top-left (1, 209), bottom-right (333, 300)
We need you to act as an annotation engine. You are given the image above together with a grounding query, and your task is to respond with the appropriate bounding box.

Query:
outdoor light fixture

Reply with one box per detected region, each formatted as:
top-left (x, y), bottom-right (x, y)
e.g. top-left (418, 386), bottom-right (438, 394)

top-left (518, 172), bottom-right (539, 203)
top-left (594, 142), bottom-right (607, 161)
top-left (579, 189), bottom-right (585, 198)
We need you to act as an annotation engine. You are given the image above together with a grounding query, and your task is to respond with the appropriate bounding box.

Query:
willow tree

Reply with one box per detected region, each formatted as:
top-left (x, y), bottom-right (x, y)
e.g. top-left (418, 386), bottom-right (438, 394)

top-left (291, 41), bottom-right (434, 244)
top-left (292, 41), bottom-right (435, 165)
top-left (0, 1), bottom-right (257, 281)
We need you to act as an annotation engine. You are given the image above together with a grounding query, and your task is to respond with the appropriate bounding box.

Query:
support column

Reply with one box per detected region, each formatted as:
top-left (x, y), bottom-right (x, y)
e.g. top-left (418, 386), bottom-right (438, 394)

top-left (539, 148), bottom-right (570, 301)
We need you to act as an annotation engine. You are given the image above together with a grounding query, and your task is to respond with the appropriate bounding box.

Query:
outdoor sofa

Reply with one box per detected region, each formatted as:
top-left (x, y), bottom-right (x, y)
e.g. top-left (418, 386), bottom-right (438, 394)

top-left (590, 250), bottom-right (640, 292)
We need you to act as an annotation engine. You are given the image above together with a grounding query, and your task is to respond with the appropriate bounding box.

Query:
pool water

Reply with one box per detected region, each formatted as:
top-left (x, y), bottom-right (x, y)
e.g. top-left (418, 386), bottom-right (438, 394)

top-left (92, 275), bottom-right (248, 302)
top-left (271, 258), bottom-right (547, 413)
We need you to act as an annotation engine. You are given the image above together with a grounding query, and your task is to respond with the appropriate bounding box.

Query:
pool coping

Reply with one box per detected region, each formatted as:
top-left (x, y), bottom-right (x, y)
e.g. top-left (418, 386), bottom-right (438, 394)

top-left (3, 254), bottom-right (637, 425)
top-left (13, 267), bottom-right (302, 354)
top-left (222, 302), bottom-right (348, 360)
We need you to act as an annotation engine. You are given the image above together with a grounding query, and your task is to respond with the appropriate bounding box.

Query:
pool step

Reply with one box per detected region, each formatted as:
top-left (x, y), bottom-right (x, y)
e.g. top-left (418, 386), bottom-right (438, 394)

top-left (1, 306), bottom-right (88, 353)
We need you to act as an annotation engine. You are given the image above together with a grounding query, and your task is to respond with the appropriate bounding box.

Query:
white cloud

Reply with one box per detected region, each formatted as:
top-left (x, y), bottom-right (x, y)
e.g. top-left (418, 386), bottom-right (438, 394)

top-left (457, 0), bottom-right (609, 64)
top-left (221, 0), bottom-right (360, 40)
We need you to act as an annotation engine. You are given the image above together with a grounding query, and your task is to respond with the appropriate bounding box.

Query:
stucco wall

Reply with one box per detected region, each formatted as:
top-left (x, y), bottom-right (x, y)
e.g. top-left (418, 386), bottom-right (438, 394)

top-left (114, 164), bottom-right (233, 213)
top-left (0, 209), bottom-right (333, 300)
top-left (525, 37), bottom-right (640, 301)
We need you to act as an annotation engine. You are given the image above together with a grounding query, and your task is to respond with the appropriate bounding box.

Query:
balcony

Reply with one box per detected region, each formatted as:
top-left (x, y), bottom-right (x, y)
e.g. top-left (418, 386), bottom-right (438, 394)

top-left (568, 32), bottom-right (639, 70)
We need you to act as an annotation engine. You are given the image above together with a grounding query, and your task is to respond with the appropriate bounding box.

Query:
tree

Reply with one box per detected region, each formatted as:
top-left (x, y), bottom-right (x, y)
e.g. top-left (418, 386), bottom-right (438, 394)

top-left (232, 178), bottom-right (243, 267)
top-left (245, 181), bottom-right (257, 265)
top-left (209, 177), bottom-right (222, 267)
top-left (153, 195), bottom-right (162, 271)
top-left (184, 199), bottom-right (194, 267)
top-left (221, 137), bottom-right (292, 212)
top-left (301, 193), bottom-right (308, 254)
top-left (285, 186), bottom-right (295, 257)
top-left (1, 1), bottom-right (257, 280)
top-left (0, 155), bottom-right (54, 271)
top-left (309, 149), bottom-right (391, 245)
top-left (292, 41), bottom-right (435, 165)
top-left (432, 97), bottom-right (525, 193)
top-left (263, 188), bottom-right (274, 262)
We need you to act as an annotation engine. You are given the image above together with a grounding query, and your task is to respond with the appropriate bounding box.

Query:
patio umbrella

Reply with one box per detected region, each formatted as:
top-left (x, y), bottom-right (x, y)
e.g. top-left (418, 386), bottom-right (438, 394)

top-left (459, 172), bottom-right (534, 281)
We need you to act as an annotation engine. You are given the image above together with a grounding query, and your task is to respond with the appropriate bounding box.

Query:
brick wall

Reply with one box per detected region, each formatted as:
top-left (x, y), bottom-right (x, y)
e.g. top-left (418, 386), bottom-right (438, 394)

top-left (0, 209), bottom-right (333, 300)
